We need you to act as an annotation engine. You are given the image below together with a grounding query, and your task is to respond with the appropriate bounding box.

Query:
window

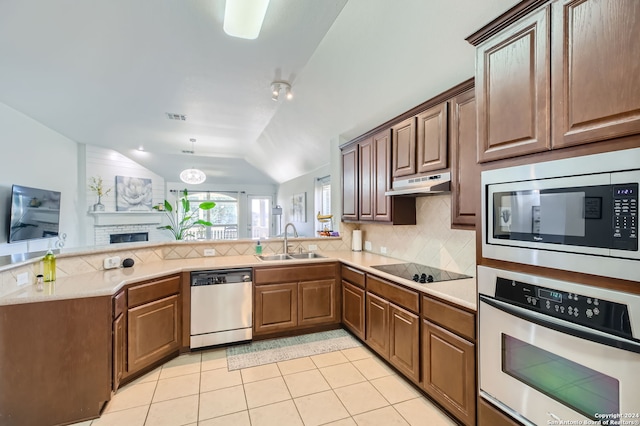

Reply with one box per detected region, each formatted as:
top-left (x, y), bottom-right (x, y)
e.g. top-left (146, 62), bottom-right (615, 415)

top-left (184, 192), bottom-right (239, 240)
top-left (315, 175), bottom-right (332, 232)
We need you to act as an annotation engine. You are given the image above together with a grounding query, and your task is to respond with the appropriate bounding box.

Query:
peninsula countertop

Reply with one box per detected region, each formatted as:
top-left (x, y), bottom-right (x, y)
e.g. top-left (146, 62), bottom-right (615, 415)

top-left (0, 251), bottom-right (477, 311)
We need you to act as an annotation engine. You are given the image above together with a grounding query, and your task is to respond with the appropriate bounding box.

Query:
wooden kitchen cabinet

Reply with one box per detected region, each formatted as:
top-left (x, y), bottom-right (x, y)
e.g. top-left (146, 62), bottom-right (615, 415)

top-left (422, 319), bottom-right (476, 426)
top-left (358, 137), bottom-right (374, 220)
top-left (474, 5), bottom-right (551, 163)
top-left (372, 130), bottom-right (392, 221)
top-left (299, 279), bottom-right (337, 326)
top-left (112, 289), bottom-right (127, 391)
top-left (254, 282), bottom-right (298, 334)
top-left (128, 294), bottom-right (180, 373)
top-left (450, 87), bottom-right (480, 228)
top-left (471, 0), bottom-right (640, 163)
top-left (389, 303), bottom-right (420, 382)
top-left (341, 143), bottom-right (358, 221)
top-left (551, 0), bottom-right (640, 148)
top-left (392, 117), bottom-right (417, 177)
top-left (341, 265), bottom-right (366, 339)
top-left (365, 291), bottom-right (390, 358)
top-left (416, 102), bottom-right (448, 173)
top-left (254, 263), bottom-right (339, 337)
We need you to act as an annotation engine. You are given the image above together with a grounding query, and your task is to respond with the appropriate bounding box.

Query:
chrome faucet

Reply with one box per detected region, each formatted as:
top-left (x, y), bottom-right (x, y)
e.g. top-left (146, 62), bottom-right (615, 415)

top-left (283, 222), bottom-right (298, 254)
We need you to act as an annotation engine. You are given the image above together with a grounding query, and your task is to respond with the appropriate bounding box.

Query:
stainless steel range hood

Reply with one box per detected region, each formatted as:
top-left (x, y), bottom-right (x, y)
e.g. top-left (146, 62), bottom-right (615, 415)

top-left (384, 172), bottom-right (451, 196)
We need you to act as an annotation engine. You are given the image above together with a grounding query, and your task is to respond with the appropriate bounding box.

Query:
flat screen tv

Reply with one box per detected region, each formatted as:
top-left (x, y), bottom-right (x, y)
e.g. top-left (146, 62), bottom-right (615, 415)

top-left (8, 184), bottom-right (61, 244)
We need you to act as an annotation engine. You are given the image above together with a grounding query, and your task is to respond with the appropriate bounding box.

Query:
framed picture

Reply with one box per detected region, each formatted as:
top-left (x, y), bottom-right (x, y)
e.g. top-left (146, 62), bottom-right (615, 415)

top-left (116, 176), bottom-right (153, 211)
top-left (291, 192), bottom-right (306, 222)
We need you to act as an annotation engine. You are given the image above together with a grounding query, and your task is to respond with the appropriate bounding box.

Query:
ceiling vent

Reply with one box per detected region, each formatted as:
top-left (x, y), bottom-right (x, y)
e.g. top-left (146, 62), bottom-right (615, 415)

top-left (166, 112), bottom-right (186, 121)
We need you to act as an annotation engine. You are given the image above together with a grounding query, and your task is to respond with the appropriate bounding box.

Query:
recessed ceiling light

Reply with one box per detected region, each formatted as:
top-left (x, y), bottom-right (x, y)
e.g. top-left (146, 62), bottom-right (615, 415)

top-left (224, 0), bottom-right (270, 40)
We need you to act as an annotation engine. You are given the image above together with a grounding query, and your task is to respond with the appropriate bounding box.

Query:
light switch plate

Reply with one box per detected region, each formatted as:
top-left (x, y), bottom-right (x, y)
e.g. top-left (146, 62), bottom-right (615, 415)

top-left (364, 241), bottom-right (372, 251)
top-left (308, 244), bottom-right (318, 251)
top-left (103, 256), bottom-right (121, 269)
top-left (204, 248), bottom-right (216, 256)
top-left (16, 272), bottom-right (29, 286)
top-left (380, 246), bottom-right (387, 254)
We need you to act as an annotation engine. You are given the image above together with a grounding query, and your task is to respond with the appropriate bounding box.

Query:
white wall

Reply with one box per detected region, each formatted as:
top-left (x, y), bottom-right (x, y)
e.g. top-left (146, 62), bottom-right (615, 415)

top-left (277, 164), bottom-right (332, 238)
top-left (0, 102), bottom-right (80, 256)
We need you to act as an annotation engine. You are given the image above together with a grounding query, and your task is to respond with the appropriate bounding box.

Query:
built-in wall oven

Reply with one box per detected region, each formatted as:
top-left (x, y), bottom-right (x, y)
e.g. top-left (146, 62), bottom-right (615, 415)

top-left (482, 147), bottom-right (640, 282)
top-left (478, 266), bottom-right (640, 426)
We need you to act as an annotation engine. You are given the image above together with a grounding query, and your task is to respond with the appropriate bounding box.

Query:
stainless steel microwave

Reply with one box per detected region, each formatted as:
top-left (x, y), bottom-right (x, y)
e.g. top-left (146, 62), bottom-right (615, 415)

top-left (481, 148), bottom-right (640, 282)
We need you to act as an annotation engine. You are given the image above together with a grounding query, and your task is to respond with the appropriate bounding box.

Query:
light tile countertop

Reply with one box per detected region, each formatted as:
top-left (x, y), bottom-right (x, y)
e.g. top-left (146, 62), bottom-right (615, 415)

top-left (0, 251), bottom-right (477, 311)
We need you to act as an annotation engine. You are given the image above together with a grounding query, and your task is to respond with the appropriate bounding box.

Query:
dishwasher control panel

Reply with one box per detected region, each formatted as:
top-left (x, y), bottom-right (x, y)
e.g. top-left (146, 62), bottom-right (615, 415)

top-left (191, 268), bottom-right (252, 286)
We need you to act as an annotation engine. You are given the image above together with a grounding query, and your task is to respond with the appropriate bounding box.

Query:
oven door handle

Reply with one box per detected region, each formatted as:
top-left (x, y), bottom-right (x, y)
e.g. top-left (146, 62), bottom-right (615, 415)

top-left (479, 295), bottom-right (640, 354)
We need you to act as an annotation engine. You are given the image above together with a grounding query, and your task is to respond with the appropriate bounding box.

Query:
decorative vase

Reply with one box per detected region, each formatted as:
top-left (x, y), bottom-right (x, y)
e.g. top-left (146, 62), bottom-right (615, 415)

top-left (93, 196), bottom-right (105, 212)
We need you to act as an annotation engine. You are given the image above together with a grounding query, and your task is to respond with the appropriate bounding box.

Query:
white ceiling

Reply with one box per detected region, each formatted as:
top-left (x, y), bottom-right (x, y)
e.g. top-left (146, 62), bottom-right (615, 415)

top-left (0, 0), bottom-right (520, 185)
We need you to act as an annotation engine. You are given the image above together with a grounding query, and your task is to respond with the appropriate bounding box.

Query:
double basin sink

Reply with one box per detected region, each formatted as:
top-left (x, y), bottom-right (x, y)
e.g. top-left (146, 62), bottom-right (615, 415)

top-left (256, 253), bottom-right (326, 261)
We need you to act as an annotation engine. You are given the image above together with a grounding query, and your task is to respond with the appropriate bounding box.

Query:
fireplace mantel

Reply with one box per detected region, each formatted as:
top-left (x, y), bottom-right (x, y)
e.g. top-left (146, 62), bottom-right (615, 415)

top-left (89, 211), bottom-right (164, 226)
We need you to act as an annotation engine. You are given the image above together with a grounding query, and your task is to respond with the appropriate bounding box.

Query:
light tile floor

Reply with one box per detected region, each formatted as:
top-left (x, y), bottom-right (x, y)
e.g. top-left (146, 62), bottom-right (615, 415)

top-left (72, 345), bottom-right (457, 426)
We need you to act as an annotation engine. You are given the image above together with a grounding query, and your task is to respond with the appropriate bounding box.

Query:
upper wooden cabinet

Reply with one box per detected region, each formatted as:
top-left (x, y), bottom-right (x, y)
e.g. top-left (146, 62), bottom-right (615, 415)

top-left (450, 88), bottom-right (480, 228)
top-left (392, 103), bottom-right (448, 178)
top-left (341, 130), bottom-right (416, 225)
top-left (416, 103), bottom-right (448, 173)
top-left (471, 0), bottom-right (640, 162)
top-left (474, 5), bottom-right (551, 162)
top-left (341, 144), bottom-right (358, 221)
top-left (551, 0), bottom-right (640, 148)
top-left (392, 117), bottom-right (417, 177)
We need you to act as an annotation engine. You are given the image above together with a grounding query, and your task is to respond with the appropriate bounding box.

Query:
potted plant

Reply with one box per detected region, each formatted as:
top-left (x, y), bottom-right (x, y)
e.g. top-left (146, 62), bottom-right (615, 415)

top-left (153, 189), bottom-right (216, 240)
top-left (88, 176), bottom-right (112, 211)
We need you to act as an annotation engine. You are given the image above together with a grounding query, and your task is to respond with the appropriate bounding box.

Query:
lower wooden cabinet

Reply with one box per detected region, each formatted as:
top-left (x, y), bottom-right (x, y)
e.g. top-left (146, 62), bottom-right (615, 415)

top-left (341, 280), bottom-right (365, 339)
top-left (389, 304), bottom-right (420, 382)
top-left (365, 292), bottom-right (390, 358)
top-left (253, 263), bottom-right (339, 337)
top-left (128, 294), bottom-right (180, 373)
top-left (422, 319), bottom-right (476, 426)
top-left (478, 397), bottom-right (522, 426)
top-left (254, 282), bottom-right (298, 334)
top-left (112, 311), bottom-right (126, 391)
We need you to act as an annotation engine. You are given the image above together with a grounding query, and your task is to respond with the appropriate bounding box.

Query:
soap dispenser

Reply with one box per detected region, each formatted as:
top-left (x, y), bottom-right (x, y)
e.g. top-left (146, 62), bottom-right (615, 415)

top-left (255, 240), bottom-right (263, 255)
top-left (43, 248), bottom-right (56, 282)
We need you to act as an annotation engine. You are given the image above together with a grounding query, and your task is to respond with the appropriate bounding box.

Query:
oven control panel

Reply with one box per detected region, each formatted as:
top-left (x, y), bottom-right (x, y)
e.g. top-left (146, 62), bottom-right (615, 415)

top-left (495, 277), bottom-right (632, 338)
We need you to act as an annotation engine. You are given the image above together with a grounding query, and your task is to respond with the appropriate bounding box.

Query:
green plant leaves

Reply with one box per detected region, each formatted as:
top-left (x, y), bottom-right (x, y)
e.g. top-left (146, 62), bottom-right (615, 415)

top-left (155, 190), bottom-right (216, 240)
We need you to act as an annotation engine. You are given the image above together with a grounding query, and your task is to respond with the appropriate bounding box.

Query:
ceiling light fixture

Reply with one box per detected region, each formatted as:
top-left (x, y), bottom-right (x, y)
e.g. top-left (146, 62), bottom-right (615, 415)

top-left (180, 138), bottom-right (206, 185)
top-left (271, 81), bottom-right (293, 101)
top-left (224, 0), bottom-right (270, 40)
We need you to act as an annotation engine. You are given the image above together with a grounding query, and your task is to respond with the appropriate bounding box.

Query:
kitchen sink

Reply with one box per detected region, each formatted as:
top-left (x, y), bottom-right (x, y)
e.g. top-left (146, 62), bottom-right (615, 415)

top-left (287, 252), bottom-right (326, 260)
top-left (256, 253), bottom-right (326, 261)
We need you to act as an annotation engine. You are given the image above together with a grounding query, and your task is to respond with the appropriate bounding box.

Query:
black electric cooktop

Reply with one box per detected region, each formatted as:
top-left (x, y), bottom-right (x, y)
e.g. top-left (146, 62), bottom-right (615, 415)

top-left (370, 263), bottom-right (471, 284)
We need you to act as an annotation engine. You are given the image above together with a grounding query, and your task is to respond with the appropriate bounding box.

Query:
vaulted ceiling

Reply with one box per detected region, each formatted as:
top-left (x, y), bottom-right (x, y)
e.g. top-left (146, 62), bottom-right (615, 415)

top-left (0, 0), bottom-right (519, 185)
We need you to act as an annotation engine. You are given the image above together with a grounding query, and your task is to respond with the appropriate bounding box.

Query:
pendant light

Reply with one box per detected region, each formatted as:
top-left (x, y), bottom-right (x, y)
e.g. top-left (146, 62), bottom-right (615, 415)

top-left (180, 139), bottom-right (206, 184)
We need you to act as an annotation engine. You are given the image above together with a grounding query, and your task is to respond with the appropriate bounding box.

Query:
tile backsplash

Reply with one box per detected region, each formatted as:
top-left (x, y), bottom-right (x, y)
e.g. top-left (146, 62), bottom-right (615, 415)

top-left (349, 195), bottom-right (476, 276)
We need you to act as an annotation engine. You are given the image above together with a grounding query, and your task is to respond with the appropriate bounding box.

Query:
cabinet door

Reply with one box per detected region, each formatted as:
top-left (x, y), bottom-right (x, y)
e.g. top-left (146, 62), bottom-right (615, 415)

top-left (450, 89), bottom-right (480, 228)
top-left (298, 279), bottom-right (337, 327)
top-left (341, 144), bottom-right (358, 221)
top-left (366, 292), bottom-right (389, 358)
top-left (389, 304), bottom-right (420, 382)
top-left (551, 0), bottom-right (640, 148)
top-left (392, 117), bottom-right (416, 177)
top-left (373, 129), bottom-right (392, 221)
top-left (128, 295), bottom-right (180, 375)
top-left (358, 138), bottom-right (374, 221)
top-left (476, 6), bottom-right (551, 162)
top-left (416, 103), bottom-right (448, 173)
top-left (113, 313), bottom-right (126, 391)
top-left (342, 280), bottom-right (365, 340)
top-left (422, 320), bottom-right (476, 426)
top-left (254, 282), bottom-right (298, 334)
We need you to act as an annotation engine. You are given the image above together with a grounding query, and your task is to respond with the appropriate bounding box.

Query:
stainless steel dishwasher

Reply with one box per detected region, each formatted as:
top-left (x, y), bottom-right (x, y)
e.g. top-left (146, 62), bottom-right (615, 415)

top-left (190, 268), bottom-right (252, 349)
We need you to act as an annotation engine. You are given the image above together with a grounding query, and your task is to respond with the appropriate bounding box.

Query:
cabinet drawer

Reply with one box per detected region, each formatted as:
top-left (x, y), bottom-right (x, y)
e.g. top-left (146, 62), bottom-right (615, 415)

top-left (255, 263), bottom-right (336, 285)
top-left (367, 274), bottom-right (419, 313)
top-left (422, 296), bottom-right (475, 341)
top-left (113, 290), bottom-right (126, 317)
top-left (128, 275), bottom-right (181, 308)
top-left (341, 265), bottom-right (365, 288)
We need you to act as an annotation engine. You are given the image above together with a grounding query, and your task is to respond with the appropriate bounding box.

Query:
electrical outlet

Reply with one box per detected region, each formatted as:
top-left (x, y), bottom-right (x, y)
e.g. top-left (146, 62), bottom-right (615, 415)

top-left (17, 272), bottom-right (29, 286)
top-left (103, 256), bottom-right (121, 270)
top-left (380, 246), bottom-right (387, 254)
top-left (364, 241), bottom-right (372, 251)
top-left (204, 248), bottom-right (216, 256)
top-left (308, 244), bottom-right (318, 251)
